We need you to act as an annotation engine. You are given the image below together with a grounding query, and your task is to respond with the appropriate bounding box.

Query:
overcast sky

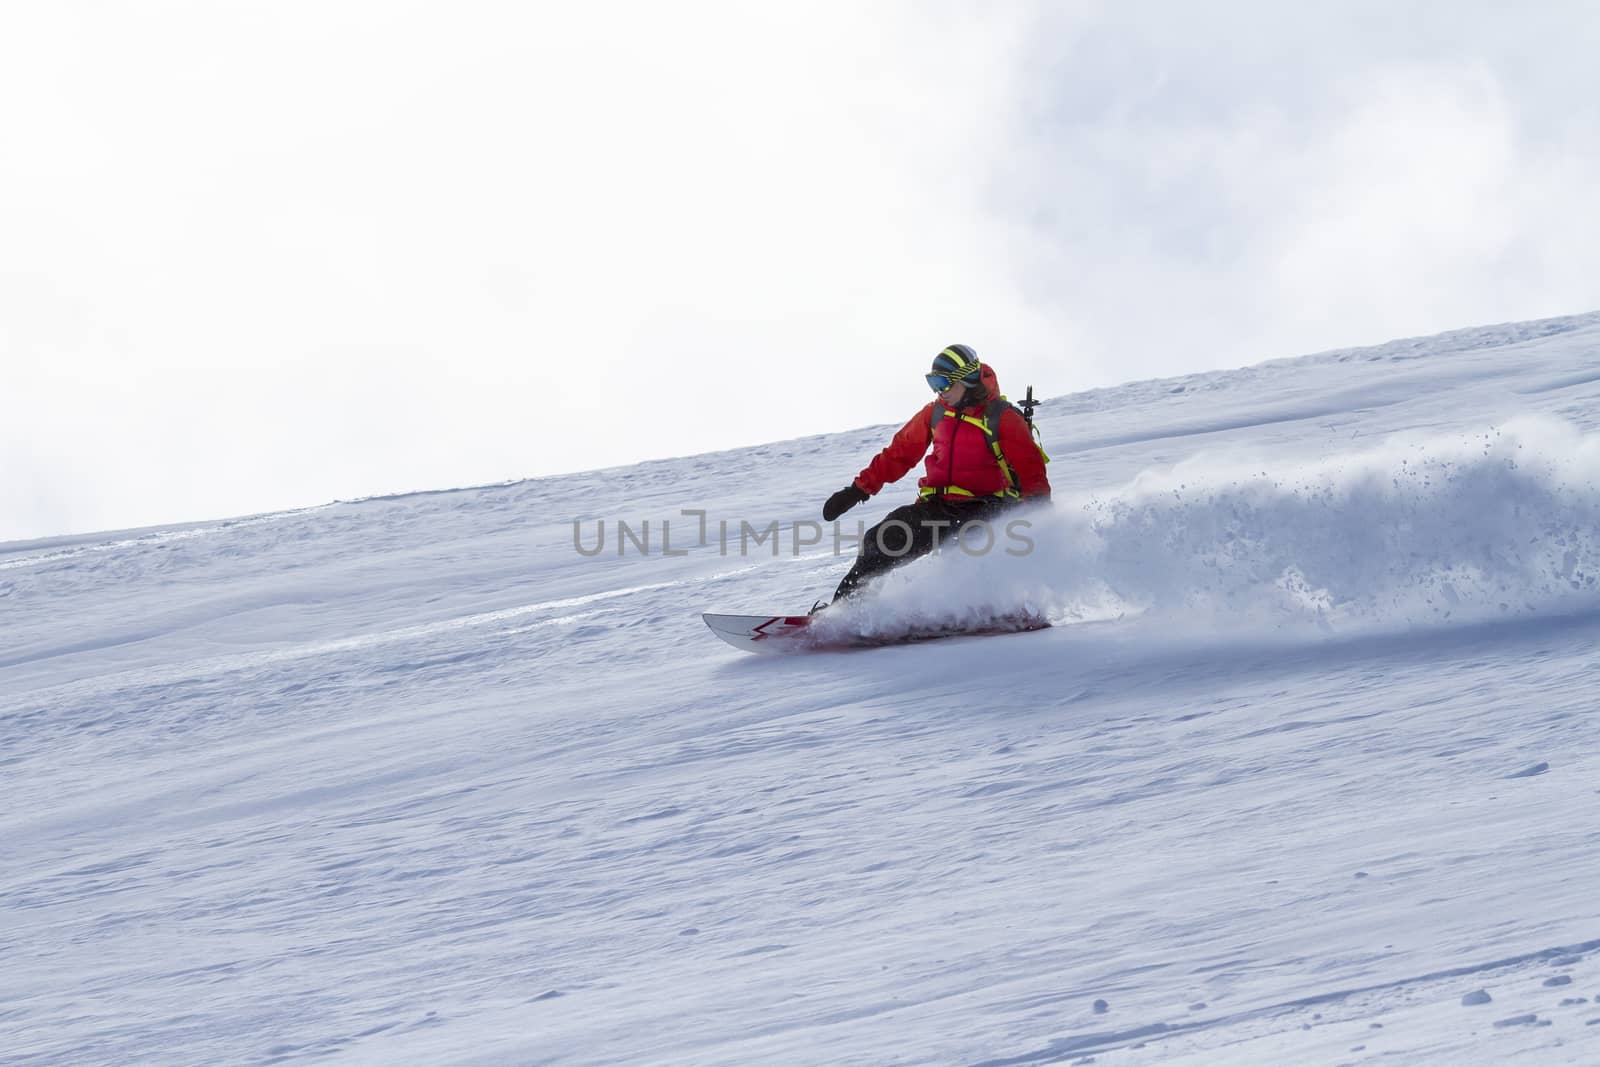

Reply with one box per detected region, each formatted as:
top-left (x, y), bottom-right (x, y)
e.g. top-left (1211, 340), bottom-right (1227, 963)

top-left (4, 2), bottom-right (1600, 542)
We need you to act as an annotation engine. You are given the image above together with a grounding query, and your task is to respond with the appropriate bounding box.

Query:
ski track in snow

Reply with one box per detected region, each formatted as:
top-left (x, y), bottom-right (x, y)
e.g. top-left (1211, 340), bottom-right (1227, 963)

top-left (6, 312), bottom-right (1600, 1064)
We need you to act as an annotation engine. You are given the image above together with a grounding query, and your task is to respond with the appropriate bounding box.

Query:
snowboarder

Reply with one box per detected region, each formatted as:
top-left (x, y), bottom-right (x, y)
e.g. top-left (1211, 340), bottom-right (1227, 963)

top-left (819, 344), bottom-right (1050, 605)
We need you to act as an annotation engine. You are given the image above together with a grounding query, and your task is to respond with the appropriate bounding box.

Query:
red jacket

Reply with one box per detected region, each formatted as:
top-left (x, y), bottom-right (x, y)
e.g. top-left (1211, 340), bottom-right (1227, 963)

top-left (853, 364), bottom-right (1050, 501)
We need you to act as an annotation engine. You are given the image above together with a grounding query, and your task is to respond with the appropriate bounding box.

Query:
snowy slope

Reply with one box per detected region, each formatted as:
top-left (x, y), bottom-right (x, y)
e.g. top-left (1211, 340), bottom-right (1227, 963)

top-left (6, 313), bottom-right (1600, 1065)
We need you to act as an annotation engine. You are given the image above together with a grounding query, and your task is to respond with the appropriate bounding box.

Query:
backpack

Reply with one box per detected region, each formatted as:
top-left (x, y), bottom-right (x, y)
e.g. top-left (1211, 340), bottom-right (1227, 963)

top-left (925, 395), bottom-right (1050, 499)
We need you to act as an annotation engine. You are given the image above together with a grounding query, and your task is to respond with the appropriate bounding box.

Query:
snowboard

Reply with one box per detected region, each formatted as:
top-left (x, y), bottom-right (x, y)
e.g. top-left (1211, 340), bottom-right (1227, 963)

top-left (702, 611), bottom-right (1051, 654)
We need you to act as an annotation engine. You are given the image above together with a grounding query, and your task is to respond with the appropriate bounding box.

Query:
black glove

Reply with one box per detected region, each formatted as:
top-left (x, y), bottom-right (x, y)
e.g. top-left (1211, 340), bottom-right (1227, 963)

top-left (823, 484), bottom-right (870, 521)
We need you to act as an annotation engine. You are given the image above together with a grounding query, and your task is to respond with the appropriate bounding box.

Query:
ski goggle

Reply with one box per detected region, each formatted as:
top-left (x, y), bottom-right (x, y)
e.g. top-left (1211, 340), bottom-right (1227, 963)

top-left (926, 372), bottom-right (974, 392)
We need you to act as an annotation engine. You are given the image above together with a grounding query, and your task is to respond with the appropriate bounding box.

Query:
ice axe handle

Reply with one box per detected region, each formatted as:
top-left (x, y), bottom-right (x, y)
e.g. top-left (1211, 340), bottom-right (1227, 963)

top-left (1018, 385), bottom-right (1040, 426)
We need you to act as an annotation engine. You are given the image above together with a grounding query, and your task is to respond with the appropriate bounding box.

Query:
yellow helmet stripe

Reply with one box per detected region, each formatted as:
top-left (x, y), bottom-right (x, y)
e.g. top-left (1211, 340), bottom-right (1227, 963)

top-left (940, 347), bottom-right (980, 376)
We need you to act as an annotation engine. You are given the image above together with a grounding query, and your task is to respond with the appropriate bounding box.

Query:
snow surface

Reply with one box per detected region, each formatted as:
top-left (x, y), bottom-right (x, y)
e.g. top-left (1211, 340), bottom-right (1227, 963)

top-left (8, 312), bottom-right (1600, 1064)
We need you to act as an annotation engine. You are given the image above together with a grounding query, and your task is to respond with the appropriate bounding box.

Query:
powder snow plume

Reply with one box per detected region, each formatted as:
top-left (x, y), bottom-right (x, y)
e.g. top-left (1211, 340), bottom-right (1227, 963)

top-left (836, 416), bottom-right (1600, 639)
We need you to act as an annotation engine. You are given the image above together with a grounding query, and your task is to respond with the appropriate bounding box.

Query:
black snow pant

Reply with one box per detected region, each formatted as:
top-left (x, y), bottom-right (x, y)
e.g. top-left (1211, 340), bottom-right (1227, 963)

top-left (832, 495), bottom-right (1013, 602)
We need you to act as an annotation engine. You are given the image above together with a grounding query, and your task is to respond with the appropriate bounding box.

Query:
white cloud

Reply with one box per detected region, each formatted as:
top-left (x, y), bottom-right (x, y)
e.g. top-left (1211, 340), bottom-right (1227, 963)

top-left (2, 2), bottom-right (1599, 540)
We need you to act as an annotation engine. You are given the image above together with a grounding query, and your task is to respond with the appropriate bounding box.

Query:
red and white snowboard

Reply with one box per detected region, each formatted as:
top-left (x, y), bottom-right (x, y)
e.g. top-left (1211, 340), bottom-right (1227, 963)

top-left (701, 611), bottom-right (1050, 654)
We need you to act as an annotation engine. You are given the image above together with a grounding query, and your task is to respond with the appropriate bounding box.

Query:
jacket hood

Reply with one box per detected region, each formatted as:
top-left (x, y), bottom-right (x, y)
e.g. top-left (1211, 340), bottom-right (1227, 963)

top-left (942, 362), bottom-right (1002, 412)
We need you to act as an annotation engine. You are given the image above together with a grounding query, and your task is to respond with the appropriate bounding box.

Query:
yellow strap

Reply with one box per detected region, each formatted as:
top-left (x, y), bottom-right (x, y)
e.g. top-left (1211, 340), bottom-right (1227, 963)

top-left (991, 442), bottom-right (1015, 488)
top-left (919, 484), bottom-right (1017, 500)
